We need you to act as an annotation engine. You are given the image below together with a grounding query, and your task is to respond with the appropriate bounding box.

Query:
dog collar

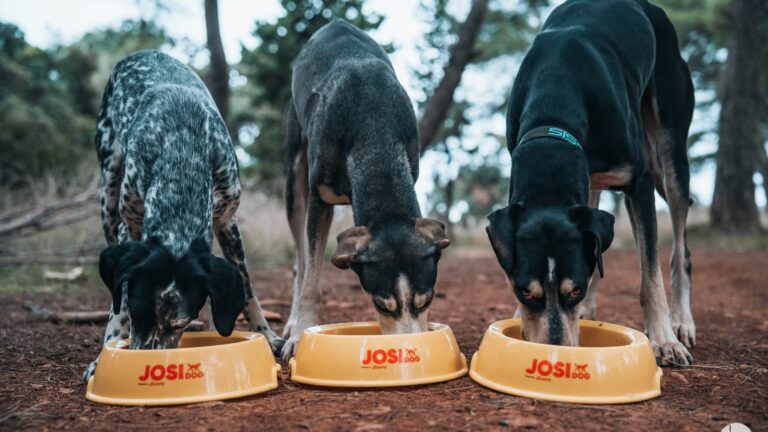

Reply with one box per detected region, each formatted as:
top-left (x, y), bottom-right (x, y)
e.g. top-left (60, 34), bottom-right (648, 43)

top-left (518, 126), bottom-right (582, 149)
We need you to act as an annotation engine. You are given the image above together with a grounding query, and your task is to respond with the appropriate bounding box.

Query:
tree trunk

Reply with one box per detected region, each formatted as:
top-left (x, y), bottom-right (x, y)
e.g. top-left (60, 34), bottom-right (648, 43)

top-left (756, 142), bottom-right (768, 213)
top-left (444, 178), bottom-right (455, 240)
top-left (418, 0), bottom-right (489, 155)
top-left (710, 0), bottom-right (765, 233)
top-left (204, 0), bottom-right (230, 131)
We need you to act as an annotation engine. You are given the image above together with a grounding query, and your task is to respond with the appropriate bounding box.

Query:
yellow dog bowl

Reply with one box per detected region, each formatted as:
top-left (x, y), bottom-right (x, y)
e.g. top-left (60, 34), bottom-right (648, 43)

top-left (469, 319), bottom-right (662, 404)
top-left (289, 322), bottom-right (467, 387)
top-left (86, 331), bottom-right (280, 406)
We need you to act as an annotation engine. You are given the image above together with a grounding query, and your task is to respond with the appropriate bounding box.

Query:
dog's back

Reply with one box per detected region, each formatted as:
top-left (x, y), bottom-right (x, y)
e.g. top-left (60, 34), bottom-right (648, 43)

top-left (96, 50), bottom-right (234, 256)
top-left (506, 0), bottom-right (656, 163)
top-left (290, 20), bottom-right (418, 171)
top-left (291, 19), bottom-right (393, 118)
top-left (103, 50), bottom-right (224, 155)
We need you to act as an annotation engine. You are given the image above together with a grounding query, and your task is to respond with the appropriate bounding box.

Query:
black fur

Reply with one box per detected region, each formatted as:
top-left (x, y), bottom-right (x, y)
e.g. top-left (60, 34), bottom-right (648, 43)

top-left (488, 0), bottom-right (695, 365)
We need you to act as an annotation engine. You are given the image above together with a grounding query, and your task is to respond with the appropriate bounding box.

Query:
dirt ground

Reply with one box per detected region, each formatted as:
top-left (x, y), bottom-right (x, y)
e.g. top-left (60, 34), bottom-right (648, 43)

top-left (1, 248), bottom-right (766, 431)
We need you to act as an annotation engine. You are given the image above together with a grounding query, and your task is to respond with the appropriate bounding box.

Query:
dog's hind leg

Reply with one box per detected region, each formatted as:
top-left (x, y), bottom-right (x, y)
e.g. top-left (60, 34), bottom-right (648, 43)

top-left (625, 175), bottom-right (691, 366)
top-left (281, 195), bottom-right (333, 361)
top-left (95, 77), bottom-right (122, 246)
top-left (643, 0), bottom-right (696, 349)
top-left (580, 190), bottom-right (602, 320)
top-left (643, 100), bottom-right (695, 348)
top-left (87, 85), bottom-right (129, 380)
top-left (283, 98), bottom-right (309, 339)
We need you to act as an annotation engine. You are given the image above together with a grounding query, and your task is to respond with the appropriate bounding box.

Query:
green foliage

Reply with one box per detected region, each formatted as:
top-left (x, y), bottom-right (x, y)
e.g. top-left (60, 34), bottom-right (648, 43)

top-left (236, 0), bottom-right (386, 188)
top-left (656, 0), bottom-right (768, 171)
top-left (429, 162), bottom-right (509, 224)
top-left (655, 0), bottom-right (729, 92)
top-left (476, 0), bottom-right (548, 63)
top-left (0, 20), bottom-right (173, 192)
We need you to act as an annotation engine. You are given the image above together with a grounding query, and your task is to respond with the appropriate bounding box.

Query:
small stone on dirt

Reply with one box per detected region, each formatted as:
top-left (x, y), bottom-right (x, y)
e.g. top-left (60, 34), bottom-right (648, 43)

top-left (668, 371), bottom-right (688, 384)
top-left (361, 406), bottom-right (391, 416)
top-left (355, 423), bottom-right (385, 431)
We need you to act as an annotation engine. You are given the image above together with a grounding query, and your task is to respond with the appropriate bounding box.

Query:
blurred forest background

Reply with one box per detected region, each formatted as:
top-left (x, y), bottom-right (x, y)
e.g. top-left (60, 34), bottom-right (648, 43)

top-left (0, 0), bottom-right (766, 272)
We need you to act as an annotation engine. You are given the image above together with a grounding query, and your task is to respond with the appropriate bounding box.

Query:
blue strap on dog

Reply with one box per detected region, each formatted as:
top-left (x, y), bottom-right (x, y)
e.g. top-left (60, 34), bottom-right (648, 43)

top-left (518, 126), bottom-right (582, 149)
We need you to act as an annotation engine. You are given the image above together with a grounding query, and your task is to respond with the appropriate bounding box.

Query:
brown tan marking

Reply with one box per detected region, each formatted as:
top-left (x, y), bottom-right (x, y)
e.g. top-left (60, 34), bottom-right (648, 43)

top-left (589, 165), bottom-right (632, 190)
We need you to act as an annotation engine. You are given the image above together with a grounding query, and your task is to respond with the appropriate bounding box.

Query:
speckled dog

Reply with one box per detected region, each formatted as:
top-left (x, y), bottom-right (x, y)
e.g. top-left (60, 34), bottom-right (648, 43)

top-left (83, 50), bottom-right (281, 380)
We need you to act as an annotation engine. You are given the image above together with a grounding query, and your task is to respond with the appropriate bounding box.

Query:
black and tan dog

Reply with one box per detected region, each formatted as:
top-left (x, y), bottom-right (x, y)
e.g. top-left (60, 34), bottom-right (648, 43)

top-left (281, 20), bottom-right (450, 360)
top-left (84, 51), bottom-right (281, 380)
top-left (487, 0), bottom-right (695, 366)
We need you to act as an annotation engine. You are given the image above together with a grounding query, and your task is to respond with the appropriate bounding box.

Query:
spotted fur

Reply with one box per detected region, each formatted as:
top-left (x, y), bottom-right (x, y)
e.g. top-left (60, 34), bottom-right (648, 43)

top-left (84, 51), bottom-right (280, 381)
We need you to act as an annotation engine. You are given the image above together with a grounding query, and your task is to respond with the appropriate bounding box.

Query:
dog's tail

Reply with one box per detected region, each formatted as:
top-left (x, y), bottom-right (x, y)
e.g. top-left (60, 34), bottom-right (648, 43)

top-left (95, 75), bottom-right (115, 149)
top-left (284, 97), bottom-right (305, 221)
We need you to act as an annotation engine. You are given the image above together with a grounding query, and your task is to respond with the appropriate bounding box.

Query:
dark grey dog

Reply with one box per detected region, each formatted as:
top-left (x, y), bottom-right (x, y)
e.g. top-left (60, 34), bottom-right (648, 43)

top-left (84, 50), bottom-right (280, 380)
top-left (281, 20), bottom-right (450, 360)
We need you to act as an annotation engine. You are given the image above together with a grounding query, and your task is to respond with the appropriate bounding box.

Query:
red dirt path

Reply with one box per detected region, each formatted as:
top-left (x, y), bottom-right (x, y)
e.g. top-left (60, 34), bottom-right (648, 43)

top-left (1, 249), bottom-right (766, 431)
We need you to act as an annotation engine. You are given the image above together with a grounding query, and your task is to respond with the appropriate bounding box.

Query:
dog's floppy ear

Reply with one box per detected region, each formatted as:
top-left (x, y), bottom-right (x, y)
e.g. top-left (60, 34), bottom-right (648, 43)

top-left (99, 239), bottom-right (174, 314)
top-left (99, 242), bottom-right (150, 313)
top-left (415, 218), bottom-right (451, 249)
top-left (331, 226), bottom-right (372, 269)
top-left (570, 206), bottom-right (615, 277)
top-left (175, 238), bottom-right (245, 337)
top-left (486, 203), bottom-right (525, 276)
top-left (204, 254), bottom-right (245, 336)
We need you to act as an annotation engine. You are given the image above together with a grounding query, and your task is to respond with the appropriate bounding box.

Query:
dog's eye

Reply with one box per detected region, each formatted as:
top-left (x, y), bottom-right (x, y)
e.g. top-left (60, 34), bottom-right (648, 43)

top-left (570, 286), bottom-right (581, 298)
top-left (520, 287), bottom-right (533, 299)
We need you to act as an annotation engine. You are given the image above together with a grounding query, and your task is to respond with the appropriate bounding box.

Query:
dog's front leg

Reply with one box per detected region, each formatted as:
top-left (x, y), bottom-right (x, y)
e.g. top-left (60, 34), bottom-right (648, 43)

top-left (84, 226), bottom-right (131, 381)
top-left (626, 176), bottom-right (691, 366)
top-left (580, 190), bottom-right (602, 320)
top-left (281, 196), bottom-right (333, 361)
top-left (214, 213), bottom-right (283, 353)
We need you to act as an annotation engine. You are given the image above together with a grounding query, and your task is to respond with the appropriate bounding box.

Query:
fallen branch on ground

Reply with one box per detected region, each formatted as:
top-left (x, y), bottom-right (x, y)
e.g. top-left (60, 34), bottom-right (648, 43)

top-left (23, 302), bottom-right (110, 323)
top-left (237, 310), bottom-right (283, 322)
top-left (260, 298), bottom-right (292, 307)
top-left (0, 255), bottom-right (98, 266)
top-left (0, 191), bottom-right (98, 240)
top-left (23, 302), bottom-right (283, 325)
top-left (43, 267), bottom-right (84, 281)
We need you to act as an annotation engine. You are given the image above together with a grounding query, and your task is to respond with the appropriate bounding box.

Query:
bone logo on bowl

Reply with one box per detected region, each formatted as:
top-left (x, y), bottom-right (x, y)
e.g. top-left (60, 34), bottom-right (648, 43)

top-left (524, 359), bottom-right (591, 381)
top-left (361, 348), bottom-right (421, 368)
top-left (137, 363), bottom-right (205, 384)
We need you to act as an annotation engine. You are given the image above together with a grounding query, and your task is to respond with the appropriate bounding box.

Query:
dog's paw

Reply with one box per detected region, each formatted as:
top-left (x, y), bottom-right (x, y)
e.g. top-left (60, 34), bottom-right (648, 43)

top-left (671, 314), bottom-right (696, 349)
top-left (282, 317), bottom-right (296, 339)
top-left (650, 337), bottom-right (692, 367)
top-left (269, 337), bottom-right (286, 357)
top-left (279, 321), bottom-right (312, 361)
top-left (83, 359), bottom-right (99, 382)
top-left (280, 334), bottom-right (300, 362)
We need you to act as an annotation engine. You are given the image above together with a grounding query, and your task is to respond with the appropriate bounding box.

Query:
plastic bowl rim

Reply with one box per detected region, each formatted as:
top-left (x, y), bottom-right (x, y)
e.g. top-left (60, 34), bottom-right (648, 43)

top-left (102, 330), bottom-right (264, 354)
top-left (301, 321), bottom-right (451, 338)
top-left (488, 319), bottom-right (648, 352)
